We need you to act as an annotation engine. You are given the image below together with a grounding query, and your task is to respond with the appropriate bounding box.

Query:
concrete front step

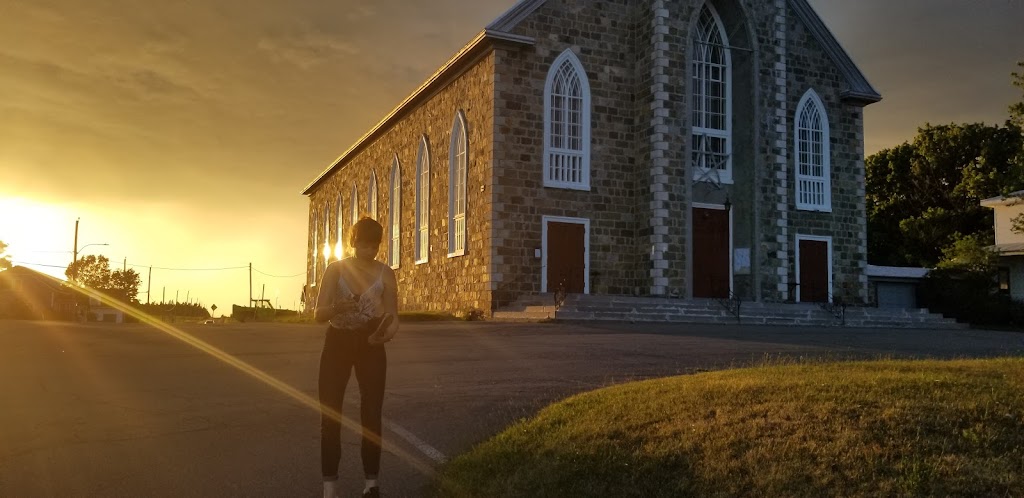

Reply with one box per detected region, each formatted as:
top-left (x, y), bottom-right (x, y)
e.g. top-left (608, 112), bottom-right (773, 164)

top-left (494, 294), bottom-right (965, 328)
top-left (492, 310), bottom-right (555, 322)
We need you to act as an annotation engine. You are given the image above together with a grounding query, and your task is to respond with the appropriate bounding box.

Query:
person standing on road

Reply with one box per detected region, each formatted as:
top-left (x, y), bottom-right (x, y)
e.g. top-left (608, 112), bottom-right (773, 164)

top-left (314, 217), bottom-right (399, 498)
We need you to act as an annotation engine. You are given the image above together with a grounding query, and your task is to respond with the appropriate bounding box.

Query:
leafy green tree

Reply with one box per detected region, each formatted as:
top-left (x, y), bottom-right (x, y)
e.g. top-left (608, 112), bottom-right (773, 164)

top-left (64, 255), bottom-right (142, 304)
top-left (1006, 62), bottom-right (1024, 235)
top-left (65, 255), bottom-right (112, 288)
top-left (1011, 61), bottom-right (1024, 128)
top-left (109, 268), bottom-right (142, 304)
top-left (866, 122), bottom-right (1024, 267)
top-left (936, 233), bottom-right (1000, 273)
top-left (0, 241), bottom-right (11, 272)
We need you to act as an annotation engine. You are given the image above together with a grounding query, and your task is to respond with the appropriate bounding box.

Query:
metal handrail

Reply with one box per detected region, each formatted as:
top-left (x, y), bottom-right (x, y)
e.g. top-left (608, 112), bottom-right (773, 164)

top-left (819, 292), bottom-right (846, 325)
top-left (716, 290), bottom-right (742, 323)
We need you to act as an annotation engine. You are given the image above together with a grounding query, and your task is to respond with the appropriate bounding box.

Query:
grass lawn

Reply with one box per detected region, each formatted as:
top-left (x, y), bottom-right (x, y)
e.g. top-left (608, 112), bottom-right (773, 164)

top-left (434, 358), bottom-right (1024, 497)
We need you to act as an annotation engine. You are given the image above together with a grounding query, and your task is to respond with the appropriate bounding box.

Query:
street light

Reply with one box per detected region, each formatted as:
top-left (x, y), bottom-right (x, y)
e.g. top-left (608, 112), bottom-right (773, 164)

top-left (73, 243), bottom-right (109, 264)
top-left (71, 218), bottom-right (109, 264)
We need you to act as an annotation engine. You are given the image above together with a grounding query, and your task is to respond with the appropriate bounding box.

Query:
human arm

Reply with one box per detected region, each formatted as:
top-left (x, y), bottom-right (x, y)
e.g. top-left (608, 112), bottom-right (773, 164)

top-left (313, 261), bottom-right (357, 323)
top-left (369, 265), bottom-right (399, 343)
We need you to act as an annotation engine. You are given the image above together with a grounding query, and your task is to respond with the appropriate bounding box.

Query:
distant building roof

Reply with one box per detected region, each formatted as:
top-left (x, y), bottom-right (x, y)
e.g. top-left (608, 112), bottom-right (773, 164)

top-left (865, 265), bottom-right (929, 279)
top-left (980, 190), bottom-right (1024, 208)
top-left (989, 242), bottom-right (1024, 256)
top-left (0, 265), bottom-right (67, 291)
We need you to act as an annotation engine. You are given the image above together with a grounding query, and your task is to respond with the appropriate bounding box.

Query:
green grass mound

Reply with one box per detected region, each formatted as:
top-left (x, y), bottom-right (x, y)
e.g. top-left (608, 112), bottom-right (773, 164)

top-left (435, 358), bottom-right (1024, 497)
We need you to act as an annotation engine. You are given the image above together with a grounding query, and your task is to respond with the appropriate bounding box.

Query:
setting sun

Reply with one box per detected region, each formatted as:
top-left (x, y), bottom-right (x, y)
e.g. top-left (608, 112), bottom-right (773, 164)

top-left (0, 197), bottom-right (75, 276)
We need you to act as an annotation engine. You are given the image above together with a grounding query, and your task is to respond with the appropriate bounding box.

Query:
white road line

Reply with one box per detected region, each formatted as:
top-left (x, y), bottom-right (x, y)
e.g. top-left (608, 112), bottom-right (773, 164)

top-left (386, 420), bottom-right (448, 464)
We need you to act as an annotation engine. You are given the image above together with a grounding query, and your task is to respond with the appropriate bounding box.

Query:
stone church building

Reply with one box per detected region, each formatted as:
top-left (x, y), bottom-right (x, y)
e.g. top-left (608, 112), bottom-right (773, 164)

top-left (302, 0), bottom-right (881, 315)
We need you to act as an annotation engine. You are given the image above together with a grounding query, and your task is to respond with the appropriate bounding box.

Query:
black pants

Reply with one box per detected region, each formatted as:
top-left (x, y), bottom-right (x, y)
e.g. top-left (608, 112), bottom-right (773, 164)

top-left (319, 324), bottom-right (387, 480)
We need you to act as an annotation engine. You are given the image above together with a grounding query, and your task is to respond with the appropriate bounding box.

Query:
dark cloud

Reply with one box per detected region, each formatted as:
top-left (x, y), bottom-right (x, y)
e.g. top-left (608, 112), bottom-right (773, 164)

top-left (808, 0), bottom-right (1024, 152)
top-left (258, 32), bottom-right (358, 70)
top-left (2, 0), bottom-right (1022, 309)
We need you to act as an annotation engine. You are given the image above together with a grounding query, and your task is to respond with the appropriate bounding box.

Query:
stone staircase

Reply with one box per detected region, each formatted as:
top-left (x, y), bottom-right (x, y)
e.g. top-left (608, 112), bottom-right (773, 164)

top-left (492, 294), bottom-right (966, 329)
top-left (491, 294), bottom-right (560, 322)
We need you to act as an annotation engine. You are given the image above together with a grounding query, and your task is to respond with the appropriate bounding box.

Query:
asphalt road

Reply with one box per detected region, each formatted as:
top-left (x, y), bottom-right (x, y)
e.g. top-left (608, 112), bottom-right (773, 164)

top-left (2, 319), bottom-right (1023, 497)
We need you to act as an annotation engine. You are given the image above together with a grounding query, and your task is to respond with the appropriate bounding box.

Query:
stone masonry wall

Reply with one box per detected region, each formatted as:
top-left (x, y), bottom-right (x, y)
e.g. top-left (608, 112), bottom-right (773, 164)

top-left (624, 0), bottom-right (782, 299)
top-left (304, 0), bottom-right (871, 312)
top-left (492, 0), bottom-right (642, 308)
top-left (491, 0), bottom-right (866, 305)
top-left (307, 53), bottom-right (496, 315)
top-left (785, 11), bottom-right (869, 304)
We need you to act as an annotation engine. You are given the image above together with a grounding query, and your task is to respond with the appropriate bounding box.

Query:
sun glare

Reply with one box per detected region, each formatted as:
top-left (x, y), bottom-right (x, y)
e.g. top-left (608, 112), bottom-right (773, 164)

top-left (0, 197), bottom-right (73, 270)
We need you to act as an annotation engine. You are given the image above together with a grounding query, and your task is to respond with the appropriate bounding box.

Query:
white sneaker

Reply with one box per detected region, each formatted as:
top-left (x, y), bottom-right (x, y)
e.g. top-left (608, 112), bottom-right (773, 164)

top-left (323, 480), bottom-right (339, 498)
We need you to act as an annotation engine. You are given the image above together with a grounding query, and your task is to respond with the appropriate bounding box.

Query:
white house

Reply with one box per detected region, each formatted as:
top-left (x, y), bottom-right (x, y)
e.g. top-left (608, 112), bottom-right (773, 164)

top-left (981, 190), bottom-right (1024, 300)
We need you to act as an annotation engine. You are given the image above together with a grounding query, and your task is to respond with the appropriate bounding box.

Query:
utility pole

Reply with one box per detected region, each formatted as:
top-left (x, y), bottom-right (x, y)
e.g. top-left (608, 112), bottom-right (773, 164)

top-left (147, 266), bottom-right (152, 304)
top-left (175, 289), bottom-right (179, 304)
top-left (186, 290), bottom-right (190, 304)
top-left (72, 218), bottom-right (80, 264)
top-left (162, 286), bottom-right (166, 304)
top-left (249, 261), bottom-right (253, 309)
top-left (123, 257), bottom-right (127, 272)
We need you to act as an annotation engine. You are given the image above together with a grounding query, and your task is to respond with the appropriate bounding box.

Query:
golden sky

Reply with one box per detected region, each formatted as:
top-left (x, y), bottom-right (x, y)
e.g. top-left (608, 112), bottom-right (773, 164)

top-left (2, 0), bottom-right (1022, 313)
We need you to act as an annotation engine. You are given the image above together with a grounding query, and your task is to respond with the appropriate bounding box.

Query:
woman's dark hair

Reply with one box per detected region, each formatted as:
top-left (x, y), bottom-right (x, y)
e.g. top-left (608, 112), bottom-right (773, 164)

top-left (350, 217), bottom-right (384, 247)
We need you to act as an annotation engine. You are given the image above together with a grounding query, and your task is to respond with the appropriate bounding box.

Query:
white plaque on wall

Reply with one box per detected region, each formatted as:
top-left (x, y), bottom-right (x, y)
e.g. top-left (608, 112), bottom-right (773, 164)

top-left (734, 248), bottom-right (751, 275)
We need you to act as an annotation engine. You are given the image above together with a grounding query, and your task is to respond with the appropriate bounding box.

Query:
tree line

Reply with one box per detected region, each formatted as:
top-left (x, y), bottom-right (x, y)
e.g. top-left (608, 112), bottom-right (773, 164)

top-left (867, 63), bottom-right (1024, 268)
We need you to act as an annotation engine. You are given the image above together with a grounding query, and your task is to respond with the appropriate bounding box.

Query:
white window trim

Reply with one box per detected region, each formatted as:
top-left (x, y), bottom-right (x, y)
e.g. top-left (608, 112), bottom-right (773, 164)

top-left (691, 3), bottom-right (733, 185)
top-left (794, 89), bottom-right (832, 212)
top-left (692, 202), bottom-right (734, 296)
top-left (389, 156), bottom-right (401, 269)
top-left (369, 171), bottom-right (378, 221)
top-left (541, 216), bottom-right (591, 294)
top-left (543, 49), bottom-right (592, 191)
top-left (795, 234), bottom-right (833, 303)
top-left (415, 135), bottom-right (430, 265)
top-left (448, 111), bottom-right (468, 258)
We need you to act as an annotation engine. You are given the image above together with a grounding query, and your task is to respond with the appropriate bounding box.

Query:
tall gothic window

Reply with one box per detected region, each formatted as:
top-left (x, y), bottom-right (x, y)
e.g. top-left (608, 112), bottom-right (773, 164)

top-left (795, 89), bottom-right (831, 211)
top-left (389, 156), bottom-right (401, 268)
top-left (311, 212), bottom-right (318, 284)
top-left (350, 185), bottom-right (359, 226)
top-left (323, 208), bottom-right (331, 267)
top-left (691, 3), bottom-right (732, 184)
top-left (449, 111), bottom-right (468, 256)
top-left (368, 171), bottom-right (378, 220)
top-left (543, 49), bottom-right (591, 190)
top-left (335, 194), bottom-right (344, 259)
top-left (415, 136), bottom-right (430, 263)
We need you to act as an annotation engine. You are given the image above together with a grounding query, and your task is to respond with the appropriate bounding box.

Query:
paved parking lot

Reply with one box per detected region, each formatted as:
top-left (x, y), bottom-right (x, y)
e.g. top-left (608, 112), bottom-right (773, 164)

top-left (2, 319), bottom-right (1023, 497)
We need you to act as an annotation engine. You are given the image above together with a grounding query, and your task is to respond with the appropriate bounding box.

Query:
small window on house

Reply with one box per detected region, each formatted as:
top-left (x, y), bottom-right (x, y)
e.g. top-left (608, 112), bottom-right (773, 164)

top-left (449, 111), bottom-right (468, 256)
top-left (415, 136), bottom-right (430, 264)
top-left (543, 49), bottom-right (591, 190)
top-left (795, 89), bottom-right (831, 211)
top-left (389, 156), bottom-right (401, 268)
top-left (369, 171), bottom-right (378, 221)
top-left (999, 267), bottom-right (1010, 294)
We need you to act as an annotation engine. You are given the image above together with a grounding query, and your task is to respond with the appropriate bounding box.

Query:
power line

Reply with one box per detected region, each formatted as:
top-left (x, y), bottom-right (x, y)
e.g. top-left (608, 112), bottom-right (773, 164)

top-left (14, 260), bottom-right (299, 276)
top-left (11, 261), bottom-right (69, 269)
top-left (134, 264), bottom-right (249, 272)
top-left (252, 268), bottom-right (305, 278)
